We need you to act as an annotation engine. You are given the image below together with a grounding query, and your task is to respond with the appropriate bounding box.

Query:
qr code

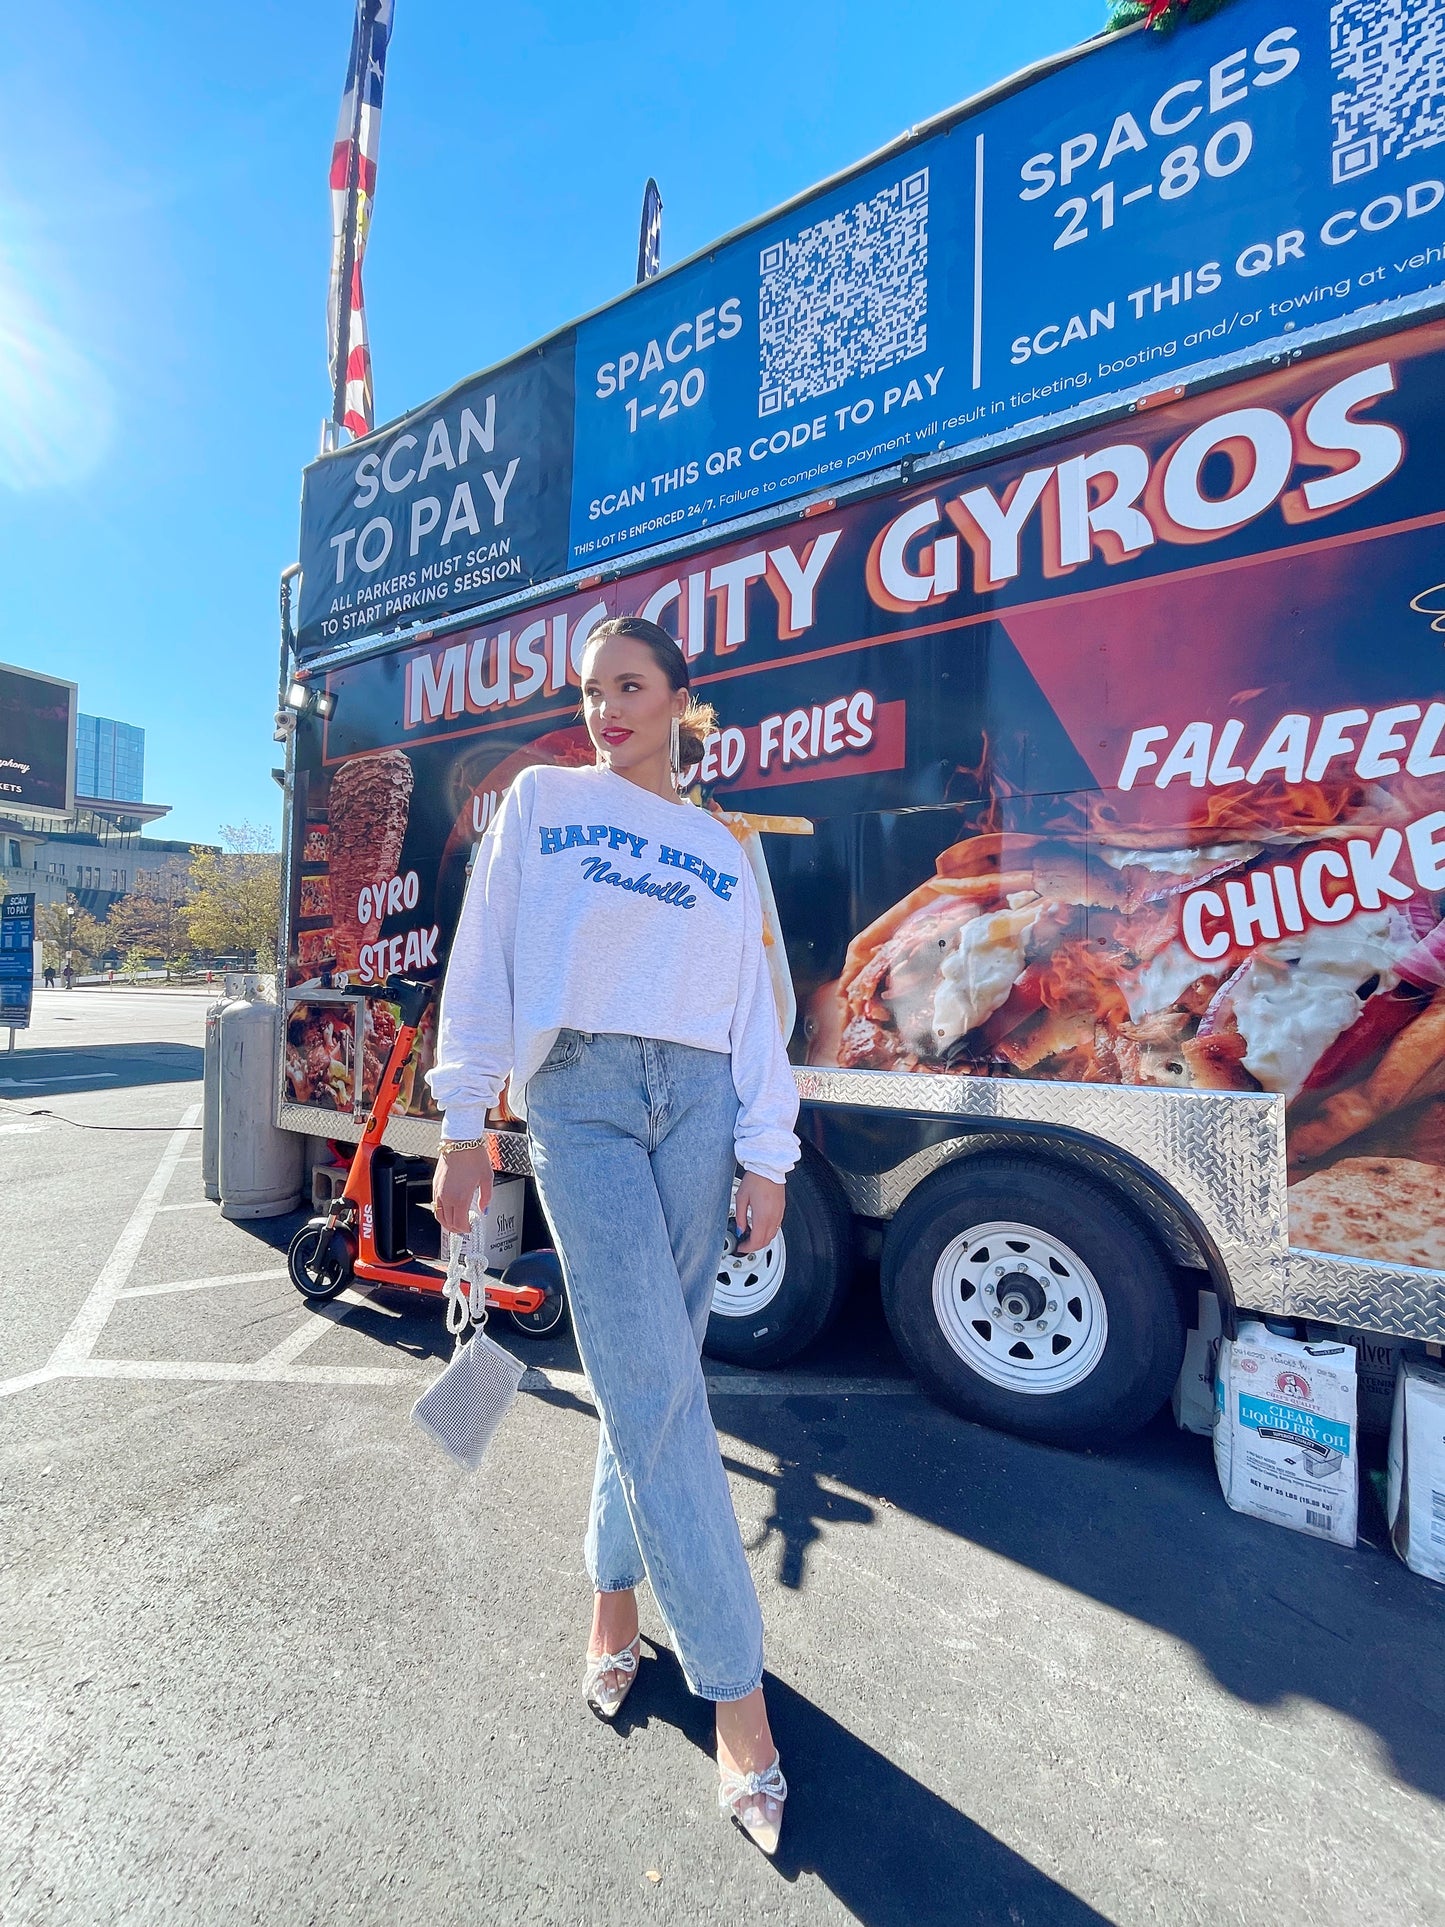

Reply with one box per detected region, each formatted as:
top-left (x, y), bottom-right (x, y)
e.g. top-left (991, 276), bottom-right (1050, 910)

top-left (1330, 0), bottom-right (1445, 185)
top-left (757, 168), bottom-right (928, 418)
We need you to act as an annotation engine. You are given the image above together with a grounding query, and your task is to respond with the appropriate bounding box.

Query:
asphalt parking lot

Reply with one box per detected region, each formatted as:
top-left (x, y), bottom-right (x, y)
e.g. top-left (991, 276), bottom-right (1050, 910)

top-left (2, 987), bottom-right (1443, 1927)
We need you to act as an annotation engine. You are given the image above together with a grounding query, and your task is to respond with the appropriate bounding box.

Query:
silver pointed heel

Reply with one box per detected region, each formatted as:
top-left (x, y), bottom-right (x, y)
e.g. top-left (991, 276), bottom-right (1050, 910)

top-left (718, 1751), bottom-right (787, 1856)
top-left (583, 1633), bottom-right (640, 1720)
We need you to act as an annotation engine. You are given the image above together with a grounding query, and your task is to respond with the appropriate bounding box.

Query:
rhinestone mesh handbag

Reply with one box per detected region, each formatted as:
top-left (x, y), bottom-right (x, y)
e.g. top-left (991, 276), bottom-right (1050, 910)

top-left (410, 1224), bottom-right (526, 1472)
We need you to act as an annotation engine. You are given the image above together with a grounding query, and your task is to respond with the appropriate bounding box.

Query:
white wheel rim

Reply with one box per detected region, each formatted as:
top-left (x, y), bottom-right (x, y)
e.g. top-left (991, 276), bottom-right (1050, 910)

top-left (930, 1220), bottom-right (1107, 1396)
top-left (712, 1231), bottom-right (787, 1318)
top-left (519, 1297), bottom-right (565, 1333)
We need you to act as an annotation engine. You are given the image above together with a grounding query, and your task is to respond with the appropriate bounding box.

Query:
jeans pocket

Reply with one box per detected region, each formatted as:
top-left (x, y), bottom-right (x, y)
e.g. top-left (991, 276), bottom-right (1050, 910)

top-left (537, 1028), bottom-right (587, 1073)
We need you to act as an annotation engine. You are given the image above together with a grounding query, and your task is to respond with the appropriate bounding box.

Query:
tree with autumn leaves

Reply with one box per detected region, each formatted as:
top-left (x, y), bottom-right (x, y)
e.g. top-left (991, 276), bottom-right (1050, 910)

top-left (37, 896), bottom-right (108, 974)
top-left (104, 880), bottom-right (191, 963)
top-left (179, 822), bottom-right (282, 968)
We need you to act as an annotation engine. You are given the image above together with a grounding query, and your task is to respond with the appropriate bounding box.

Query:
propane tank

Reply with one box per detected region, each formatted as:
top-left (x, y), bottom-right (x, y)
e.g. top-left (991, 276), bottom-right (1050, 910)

top-left (201, 997), bottom-right (227, 1202)
top-left (217, 990), bottom-right (304, 1219)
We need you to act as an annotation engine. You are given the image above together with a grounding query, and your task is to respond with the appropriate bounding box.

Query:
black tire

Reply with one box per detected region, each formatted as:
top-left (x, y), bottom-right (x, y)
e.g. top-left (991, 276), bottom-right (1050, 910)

top-left (287, 1219), bottom-right (356, 1302)
top-left (880, 1155), bottom-right (1184, 1448)
top-left (502, 1248), bottom-right (569, 1338)
top-left (703, 1144), bottom-right (853, 1366)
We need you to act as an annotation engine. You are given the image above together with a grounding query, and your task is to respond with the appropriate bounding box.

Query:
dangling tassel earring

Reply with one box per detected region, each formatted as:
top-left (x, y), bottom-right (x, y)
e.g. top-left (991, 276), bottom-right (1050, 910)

top-left (670, 715), bottom-right (682, 789)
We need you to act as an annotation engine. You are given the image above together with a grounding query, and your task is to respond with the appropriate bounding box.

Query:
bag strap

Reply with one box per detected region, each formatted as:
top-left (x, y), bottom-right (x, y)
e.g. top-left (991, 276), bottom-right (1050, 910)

top-left (443, 1224), bottom-right (493, 1343)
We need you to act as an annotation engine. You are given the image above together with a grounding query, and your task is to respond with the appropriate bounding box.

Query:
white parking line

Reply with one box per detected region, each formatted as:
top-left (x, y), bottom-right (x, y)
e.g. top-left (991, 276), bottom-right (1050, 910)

top-left (529, 1367), bottom-right (918, 1400)
top-left (154, 1200), bottom-right (216, 1213)
top-left (21, 1357), bottom-right (914, 1398)
top-left (708, 1373), bottom-right (917, 1398)
top-left (118, 1268), bottom-right (289, 1300)
top-left (253, 1293), bottom-right (360, 1369)
top-left (0, 1365), bottom-right (64, 1399)
top-left (46, 1104), bottom-right (201, 1369)
top-left (0, 1073), bottom-right (119, 1087)
top-left (66, 1358), bottom-right (418, 1387)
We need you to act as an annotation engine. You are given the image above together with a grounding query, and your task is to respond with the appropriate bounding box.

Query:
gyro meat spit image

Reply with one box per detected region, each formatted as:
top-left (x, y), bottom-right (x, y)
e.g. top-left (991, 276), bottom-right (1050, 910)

top-left (326, 750), bottom-right (415, 974)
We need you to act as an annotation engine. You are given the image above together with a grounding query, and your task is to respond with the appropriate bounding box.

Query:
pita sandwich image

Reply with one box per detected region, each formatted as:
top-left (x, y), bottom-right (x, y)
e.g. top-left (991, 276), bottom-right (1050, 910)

top-left (807, 774), bottom-right (1445, 1263)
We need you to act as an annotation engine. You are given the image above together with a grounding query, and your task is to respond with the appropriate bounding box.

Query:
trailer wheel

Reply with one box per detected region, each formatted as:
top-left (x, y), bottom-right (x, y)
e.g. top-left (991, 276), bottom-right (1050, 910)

top-left (704, 1146), bottom-right (853, 1366)
top-left (287, 1219), bottom-right (356, 1302)
top-left (880, 1156), bottom-right (1183, 1448)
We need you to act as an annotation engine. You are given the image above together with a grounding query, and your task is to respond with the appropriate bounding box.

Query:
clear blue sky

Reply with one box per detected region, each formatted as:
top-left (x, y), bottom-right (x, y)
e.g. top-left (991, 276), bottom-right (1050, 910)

top-left (0, 0), bottom-right (1101, 846)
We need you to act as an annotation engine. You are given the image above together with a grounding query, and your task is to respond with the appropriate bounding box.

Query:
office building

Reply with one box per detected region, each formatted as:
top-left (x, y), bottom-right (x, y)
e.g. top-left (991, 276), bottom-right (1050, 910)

top-left (75, 714), bottom-right (146, 805)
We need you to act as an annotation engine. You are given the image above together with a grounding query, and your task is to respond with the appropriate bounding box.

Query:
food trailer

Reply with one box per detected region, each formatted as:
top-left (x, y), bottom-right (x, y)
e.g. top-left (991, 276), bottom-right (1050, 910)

top-left (276, 0), bottom-right (1445, 1445)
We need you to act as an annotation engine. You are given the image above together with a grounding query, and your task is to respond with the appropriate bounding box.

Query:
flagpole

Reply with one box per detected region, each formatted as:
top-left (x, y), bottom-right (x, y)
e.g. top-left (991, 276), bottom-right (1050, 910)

top-left (330, 6), bottom-right (367, 432)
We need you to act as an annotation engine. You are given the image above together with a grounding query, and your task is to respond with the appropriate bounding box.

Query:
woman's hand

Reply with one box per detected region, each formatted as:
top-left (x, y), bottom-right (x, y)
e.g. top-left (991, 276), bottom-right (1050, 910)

top-left (433, 1145), bottom-right (494, 1236)
top-left (734, 1172), bottom-right (785, 1254)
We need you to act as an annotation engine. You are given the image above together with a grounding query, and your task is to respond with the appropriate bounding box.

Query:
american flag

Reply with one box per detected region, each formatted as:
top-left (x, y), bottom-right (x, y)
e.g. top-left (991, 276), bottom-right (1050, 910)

top-left (636, 177), bottom-right (663, 284)
top-left (328, 0), bottom-right (394, 439)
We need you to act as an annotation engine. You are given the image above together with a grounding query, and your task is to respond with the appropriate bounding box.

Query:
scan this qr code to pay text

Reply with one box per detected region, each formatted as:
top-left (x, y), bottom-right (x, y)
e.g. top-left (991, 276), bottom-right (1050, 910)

top-left (1330, 0), bottom-right (1445, 185)
top-left (757, 168), bottom-right (929, 419)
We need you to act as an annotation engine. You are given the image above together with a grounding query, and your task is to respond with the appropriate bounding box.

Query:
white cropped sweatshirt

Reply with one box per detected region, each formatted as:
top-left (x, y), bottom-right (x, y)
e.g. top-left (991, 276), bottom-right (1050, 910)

top-left (426, 763), bottom-right (801, 1184)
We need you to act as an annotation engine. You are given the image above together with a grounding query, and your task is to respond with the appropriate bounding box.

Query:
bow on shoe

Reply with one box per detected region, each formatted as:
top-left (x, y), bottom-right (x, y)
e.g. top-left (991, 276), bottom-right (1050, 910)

top-left (717, 1757), bottom-right (788, 1811)
top-left (583, 1636), bottom-right (641, 1719)
top-left (584, 1643), bottom-right (639, 1690)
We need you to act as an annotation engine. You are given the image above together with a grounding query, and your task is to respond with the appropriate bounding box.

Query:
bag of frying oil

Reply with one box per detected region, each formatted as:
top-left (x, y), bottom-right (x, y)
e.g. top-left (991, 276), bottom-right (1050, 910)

top-left (1213, 1322), bottom-right (1358, 1547)
top-left (1386, 1358), bottom-right (1445, 1584)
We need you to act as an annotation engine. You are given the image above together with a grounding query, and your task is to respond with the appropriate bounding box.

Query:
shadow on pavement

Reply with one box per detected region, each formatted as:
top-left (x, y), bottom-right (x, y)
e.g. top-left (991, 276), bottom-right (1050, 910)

top-left (711, 1390), bottom-right (1445, 1806)
top-left (0, 1042), bottom-right (203, 1097)
top-left (614, 1643), bottom-right (1111, 1927)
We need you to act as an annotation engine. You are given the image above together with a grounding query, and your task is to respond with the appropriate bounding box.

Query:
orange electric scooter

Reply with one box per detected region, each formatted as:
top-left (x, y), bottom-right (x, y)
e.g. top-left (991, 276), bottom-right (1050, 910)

top-left (286, 977), bottom-right (564, 1334)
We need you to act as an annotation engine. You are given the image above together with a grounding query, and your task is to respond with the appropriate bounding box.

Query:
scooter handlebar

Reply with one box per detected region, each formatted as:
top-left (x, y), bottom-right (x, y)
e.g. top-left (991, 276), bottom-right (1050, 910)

top-left (356, 976), bottom-right (434, 1025)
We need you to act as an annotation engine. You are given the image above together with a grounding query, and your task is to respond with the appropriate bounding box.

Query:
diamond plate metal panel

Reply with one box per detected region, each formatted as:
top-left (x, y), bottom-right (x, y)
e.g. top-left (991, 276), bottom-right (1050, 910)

top-left (832, 1130), bottom-right (1207, 1270)
top-left (278, 1101), bottom-right (442, 1157)
top-left (487, 1128), bottom-right (535, 1177)
top-left (831, 1134), bottom-right (1009, 1219)
top-left (1286, 1249), bottom-right (1445, 1342)
top-left (276, 1103), bottom-right (535, 1175)
top-left (795, 1068), bottom-right (1288, 1307)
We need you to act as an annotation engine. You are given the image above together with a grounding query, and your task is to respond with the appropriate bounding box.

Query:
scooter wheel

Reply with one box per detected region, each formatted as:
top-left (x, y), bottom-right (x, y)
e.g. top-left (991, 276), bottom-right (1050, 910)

top-left (287, 1219), bottom-right (356, 1301)
top-left (502, 1249), bottom-right (568, 1337)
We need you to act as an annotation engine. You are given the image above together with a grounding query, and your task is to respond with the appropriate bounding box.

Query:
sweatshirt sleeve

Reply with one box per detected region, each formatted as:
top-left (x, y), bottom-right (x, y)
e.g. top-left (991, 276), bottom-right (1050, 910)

top-left (425, 771), bottom-right (529, 1139)
top-left (729, 863), bottom-right (801, 1184)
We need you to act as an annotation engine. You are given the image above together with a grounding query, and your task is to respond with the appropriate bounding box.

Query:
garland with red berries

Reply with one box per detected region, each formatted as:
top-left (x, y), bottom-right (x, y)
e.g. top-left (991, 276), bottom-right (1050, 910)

top-left (1106, 0), bottom-right (1241, 31)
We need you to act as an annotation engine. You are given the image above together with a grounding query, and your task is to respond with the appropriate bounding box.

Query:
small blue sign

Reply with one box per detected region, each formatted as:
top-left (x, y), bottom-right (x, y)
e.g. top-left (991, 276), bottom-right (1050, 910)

top-left (0, 890), bottom-right (35, 1030)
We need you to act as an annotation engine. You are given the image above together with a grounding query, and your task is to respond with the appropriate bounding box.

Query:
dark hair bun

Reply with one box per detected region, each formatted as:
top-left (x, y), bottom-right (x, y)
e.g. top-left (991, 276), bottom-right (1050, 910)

top-left (678, 697), bottom-right (718, 766)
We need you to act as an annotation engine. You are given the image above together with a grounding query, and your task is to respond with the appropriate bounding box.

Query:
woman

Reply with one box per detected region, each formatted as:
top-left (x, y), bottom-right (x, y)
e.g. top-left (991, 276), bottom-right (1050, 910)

top-left (428, 615), bottom-right (799, 1854)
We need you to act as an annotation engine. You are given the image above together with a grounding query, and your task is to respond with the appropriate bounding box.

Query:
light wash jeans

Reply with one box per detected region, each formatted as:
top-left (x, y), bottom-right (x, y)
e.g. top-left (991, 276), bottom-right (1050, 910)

top-left (524, 1029), bottom-right (765, 1703)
